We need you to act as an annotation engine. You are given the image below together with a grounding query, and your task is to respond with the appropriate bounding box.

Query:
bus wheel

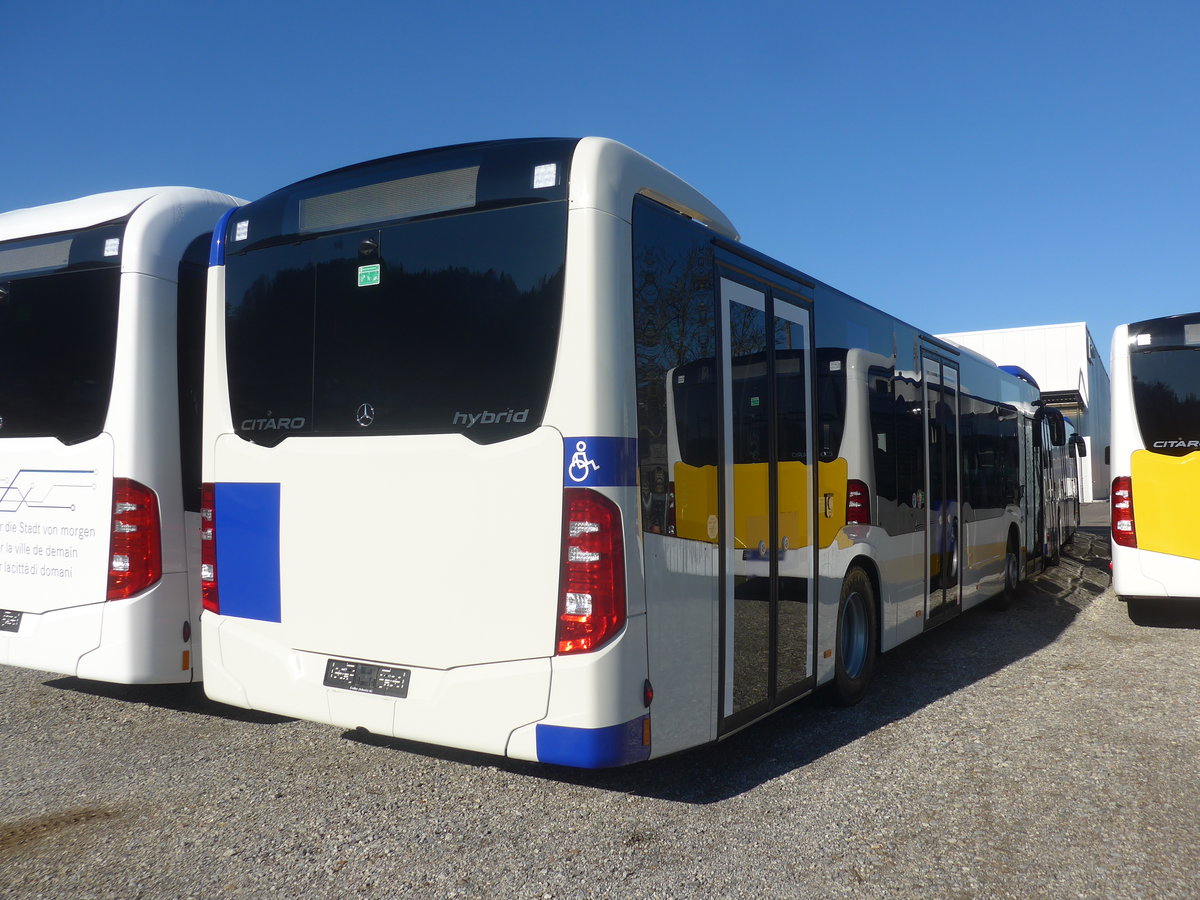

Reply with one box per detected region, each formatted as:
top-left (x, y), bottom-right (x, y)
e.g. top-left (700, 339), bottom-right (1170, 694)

top-left (1004, 536), bottom-right (1020, 599)
top-left (834, 566), bottom-right (878, 706)
top-left (989, 534), bottom-right (1021, 610)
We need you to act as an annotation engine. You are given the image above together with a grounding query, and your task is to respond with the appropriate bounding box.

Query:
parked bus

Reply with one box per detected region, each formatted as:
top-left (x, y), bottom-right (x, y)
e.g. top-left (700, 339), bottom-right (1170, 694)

top-left (998, 365), bottom-right (1074, 564)
top-left (1059, 420), bottom-right (1084, 544)
top-left (200, 138), bottom-right (1054, 766)
top-left (0, 187), bottom-right (241, 683)
top-left (1110, 313), bottom-right (1200, 624)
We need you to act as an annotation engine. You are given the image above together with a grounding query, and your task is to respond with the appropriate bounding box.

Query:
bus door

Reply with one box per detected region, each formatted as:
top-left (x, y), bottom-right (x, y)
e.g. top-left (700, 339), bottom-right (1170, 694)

top-left (922, 354), bottom-right (962, 622)
top-left (716, 268), bottom-right (816, 732)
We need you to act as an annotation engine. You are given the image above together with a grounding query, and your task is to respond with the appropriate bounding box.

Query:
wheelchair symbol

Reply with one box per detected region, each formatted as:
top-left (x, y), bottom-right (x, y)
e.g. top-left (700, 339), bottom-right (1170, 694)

top-left (567, 440), bottom-right (600, 483)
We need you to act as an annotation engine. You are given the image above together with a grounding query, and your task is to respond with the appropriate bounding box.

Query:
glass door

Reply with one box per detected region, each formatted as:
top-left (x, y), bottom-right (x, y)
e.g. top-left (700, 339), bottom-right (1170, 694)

top-left (718, 269), bottom-right (815, 731)
top-left (922, 354), bottom-right (962, 621)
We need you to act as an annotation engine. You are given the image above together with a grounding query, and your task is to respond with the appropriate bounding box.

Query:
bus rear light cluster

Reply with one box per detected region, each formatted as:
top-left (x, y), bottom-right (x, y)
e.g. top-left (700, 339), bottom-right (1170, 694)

top-left (1112, 476), bottom-right (1137, 548)
top-left (846, 479), bottom-right (871, 526)
top-left (106, 479), bottom-right (162, 601)
top-left (557, 489), bottom-right (626, 655)
top-left (200, 482), bottom-right (219, 613)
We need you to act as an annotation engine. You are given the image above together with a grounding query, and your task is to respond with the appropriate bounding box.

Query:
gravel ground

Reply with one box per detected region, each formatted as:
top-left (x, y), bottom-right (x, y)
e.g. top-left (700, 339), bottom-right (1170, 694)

top-left (2, 505), bottom-right (1198, 899)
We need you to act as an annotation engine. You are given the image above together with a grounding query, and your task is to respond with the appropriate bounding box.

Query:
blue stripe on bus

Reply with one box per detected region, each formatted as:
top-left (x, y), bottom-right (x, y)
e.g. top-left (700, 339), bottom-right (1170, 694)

top-left (535, 716), bottom-right (650, 768)
top-left (208, 206), bottom-right (239, 267)
top-left (562, 436), bottom-right (637, 488)
top-left (215, 482), bottom-right (281, 623)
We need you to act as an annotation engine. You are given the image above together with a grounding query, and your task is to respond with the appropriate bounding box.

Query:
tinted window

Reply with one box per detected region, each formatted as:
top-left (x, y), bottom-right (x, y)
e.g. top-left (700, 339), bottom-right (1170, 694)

top-left (1131, 347), bottom-right (1200, 455)
top-left (632, 195), bottom-right (717, 536)
top-left (671, 361), bottom-right (720, 467)
top-left (177, 234), bottom-right (211, 512)
top-left (0, 223), bottom-right (123, 443)
top-left (960, 395), bottom-right (1019, 517)
top-left (226, 203), bottom-right (567, 445)
top-left (816, 349), bottom-right (847, 462)
top-left (866, 367), bottom-right (925, 535)
top-left (775, 345), bottom-right (808, 464)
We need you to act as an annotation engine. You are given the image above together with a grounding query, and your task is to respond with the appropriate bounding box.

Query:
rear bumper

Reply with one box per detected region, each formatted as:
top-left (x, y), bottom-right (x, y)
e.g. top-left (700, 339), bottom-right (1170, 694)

top-left (202, 613), bottom-right (553, 757)
top-left (202, 612), bottom-right (653, 766)
top-left (1112, 544), bottom-right (1200, 602)
top-left (0, 572), bottom-right (195, 683)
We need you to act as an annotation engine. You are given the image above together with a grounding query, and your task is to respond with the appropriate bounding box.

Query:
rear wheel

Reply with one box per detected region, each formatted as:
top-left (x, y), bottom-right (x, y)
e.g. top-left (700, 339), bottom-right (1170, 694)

top-left (993, 533), bottom-right (1020, 610)
top-left (834, 566), bottom-right (878, 705)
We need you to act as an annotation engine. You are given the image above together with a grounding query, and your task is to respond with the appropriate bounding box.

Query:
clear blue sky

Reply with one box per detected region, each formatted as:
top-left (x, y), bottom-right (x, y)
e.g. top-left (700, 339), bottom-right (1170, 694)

top-left (5, 1), bottom-right (1198, 364)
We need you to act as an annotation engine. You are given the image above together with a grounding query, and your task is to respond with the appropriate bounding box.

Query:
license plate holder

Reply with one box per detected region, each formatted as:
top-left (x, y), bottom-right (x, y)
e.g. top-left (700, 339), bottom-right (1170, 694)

top-left (323, 658), bottom-right (410, 698)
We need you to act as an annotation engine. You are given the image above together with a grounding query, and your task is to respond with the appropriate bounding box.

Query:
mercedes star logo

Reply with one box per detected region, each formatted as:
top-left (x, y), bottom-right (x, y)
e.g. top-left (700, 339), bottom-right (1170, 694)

top-left (356, 403), bottom-right (375, 427)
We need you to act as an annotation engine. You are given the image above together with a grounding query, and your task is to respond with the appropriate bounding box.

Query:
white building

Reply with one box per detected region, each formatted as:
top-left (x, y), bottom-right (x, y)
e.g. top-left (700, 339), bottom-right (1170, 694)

top-left (937, 322), bottom-right (1110, 502)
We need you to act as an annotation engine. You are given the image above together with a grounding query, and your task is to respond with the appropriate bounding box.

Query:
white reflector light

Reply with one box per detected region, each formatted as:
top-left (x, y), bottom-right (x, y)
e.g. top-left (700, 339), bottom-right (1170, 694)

top-left (565, 592), bottom-right (592, 615)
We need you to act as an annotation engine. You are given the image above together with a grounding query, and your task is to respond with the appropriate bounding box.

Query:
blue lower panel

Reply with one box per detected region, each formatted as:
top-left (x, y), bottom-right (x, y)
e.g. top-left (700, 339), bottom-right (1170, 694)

top-left (535, 716), bottom-right (651, 768)
top-left (215, 482), bottom-right (281, 623)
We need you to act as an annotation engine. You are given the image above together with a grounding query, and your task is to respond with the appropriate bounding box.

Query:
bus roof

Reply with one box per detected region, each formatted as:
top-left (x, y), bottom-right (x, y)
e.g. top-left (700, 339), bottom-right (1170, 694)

top-left (0, 187), bottom-right (239, 243)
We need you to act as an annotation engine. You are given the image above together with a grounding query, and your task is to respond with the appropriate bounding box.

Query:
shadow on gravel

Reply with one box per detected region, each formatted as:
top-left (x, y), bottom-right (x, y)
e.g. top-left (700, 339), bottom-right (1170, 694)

top-left (41, 678), bottom-right (294, 725)
top-left (343, 531), bottom-right (1114, 803)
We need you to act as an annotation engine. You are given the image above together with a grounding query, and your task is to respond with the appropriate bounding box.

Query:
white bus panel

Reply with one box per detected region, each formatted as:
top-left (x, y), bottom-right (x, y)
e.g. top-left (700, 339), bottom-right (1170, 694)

top-left (0, 187), bottom-right (241, 683)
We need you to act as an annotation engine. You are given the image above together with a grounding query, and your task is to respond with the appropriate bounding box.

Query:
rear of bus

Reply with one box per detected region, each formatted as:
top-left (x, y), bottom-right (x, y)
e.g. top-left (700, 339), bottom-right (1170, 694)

top-left (0, 188), bottom-right (239, 683)
top-left (1110, 314), bottom-right (1200, 617)
top-left (200, 138), bottom-right (736, 766)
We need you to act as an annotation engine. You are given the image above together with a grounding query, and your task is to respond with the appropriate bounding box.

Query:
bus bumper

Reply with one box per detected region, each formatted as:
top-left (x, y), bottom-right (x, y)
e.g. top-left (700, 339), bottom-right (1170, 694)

top-left (0, 572), bottom-right (194, 684)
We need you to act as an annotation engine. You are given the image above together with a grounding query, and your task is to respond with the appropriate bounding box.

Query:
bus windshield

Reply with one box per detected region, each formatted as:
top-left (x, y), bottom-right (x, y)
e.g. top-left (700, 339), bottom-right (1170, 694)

top-left (0, 223), bottom-right (124, 444)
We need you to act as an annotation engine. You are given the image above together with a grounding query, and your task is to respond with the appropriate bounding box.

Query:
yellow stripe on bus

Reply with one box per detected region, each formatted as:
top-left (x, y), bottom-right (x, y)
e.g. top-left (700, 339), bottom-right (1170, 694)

top-left (1131, 449), bottom-right (1200, 559)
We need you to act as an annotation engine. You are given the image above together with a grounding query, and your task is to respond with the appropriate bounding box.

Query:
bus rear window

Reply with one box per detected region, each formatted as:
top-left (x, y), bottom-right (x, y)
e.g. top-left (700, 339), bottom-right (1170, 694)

top-left (225, 201), bottom-right (567, 445)
top-left (1131, 346), bottom-right (1200, 455)
top-left (0, 224), bottom-right (123, 444)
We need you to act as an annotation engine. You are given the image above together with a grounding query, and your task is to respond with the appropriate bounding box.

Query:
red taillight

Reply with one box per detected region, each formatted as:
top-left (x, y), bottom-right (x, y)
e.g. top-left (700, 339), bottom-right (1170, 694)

top-left (557, 489), bottom-right (626, 655)
top-left (106, 478), bottom-right (162, 601)
top-left (200, 482), bottom-right (219, 613)
top-left (846, 479), bottom-right (871, 525)
top-left (1112, 476), bottom-right (1137, 548)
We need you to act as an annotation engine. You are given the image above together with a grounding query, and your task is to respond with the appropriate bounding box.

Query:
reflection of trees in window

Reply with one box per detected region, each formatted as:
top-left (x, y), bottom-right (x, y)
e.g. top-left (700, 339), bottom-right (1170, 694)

top-left (633, 197), bottom-right (719, 534)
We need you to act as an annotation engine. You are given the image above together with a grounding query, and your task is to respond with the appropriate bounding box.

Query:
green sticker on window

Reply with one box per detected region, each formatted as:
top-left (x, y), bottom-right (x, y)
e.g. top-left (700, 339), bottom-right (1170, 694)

top-left (358, 264), bottom-right (381, 287)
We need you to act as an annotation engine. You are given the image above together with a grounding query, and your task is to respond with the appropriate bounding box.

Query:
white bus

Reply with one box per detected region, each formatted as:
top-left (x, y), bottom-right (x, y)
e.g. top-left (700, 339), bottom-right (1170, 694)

top-left (0, 187), bottom-right (241, 683)
top-left (200, 138), bottom-right (1051, 766)
top-left (1110, 313), bottom-right (1200, 624)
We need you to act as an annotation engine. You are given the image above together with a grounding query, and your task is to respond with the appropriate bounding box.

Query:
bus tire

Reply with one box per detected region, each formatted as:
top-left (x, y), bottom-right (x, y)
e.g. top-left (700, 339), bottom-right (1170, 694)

top-left (834, 566), bottom-right (878, 706)
top-left (992, 533), bottom-right (1020, 610)
top-left (1004, 531), bottom-right (1021, 598)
